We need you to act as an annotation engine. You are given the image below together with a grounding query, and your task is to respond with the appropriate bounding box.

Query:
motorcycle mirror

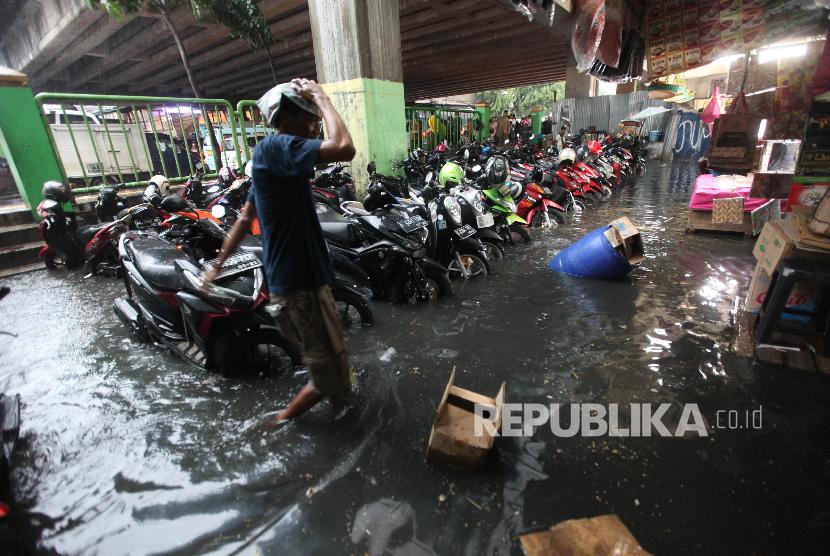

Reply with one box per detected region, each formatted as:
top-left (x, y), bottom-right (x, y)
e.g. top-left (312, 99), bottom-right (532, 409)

top-left (211, 205), bottom-right (226, 219)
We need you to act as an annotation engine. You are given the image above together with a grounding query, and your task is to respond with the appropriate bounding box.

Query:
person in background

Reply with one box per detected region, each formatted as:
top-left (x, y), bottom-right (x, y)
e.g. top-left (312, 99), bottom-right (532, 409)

top-left (202, 78), bottom-right (356, 425)
top-left (497, 110), bottom-right (511, 143)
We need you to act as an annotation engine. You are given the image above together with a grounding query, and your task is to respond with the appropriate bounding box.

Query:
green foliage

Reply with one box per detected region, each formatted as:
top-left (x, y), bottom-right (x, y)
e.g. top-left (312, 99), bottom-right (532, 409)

top-left (476, 82), bottom-right (566, 116)
top-left (89, 0), bottom-right (274, 50)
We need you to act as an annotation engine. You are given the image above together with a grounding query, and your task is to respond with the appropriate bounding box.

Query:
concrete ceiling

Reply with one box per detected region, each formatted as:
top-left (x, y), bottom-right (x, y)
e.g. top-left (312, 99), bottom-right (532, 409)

top-left (16, 0), bottom-right (574, 102)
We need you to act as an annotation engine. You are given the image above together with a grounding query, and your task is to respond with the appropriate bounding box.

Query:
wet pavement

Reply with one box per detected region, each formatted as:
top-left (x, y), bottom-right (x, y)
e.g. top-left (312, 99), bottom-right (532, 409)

top-left (2, 161), bottom-right (830, 554)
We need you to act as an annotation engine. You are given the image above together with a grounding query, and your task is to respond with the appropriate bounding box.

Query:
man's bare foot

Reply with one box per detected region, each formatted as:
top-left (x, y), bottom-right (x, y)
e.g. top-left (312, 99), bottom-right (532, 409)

top-left (278, 384), bottom-right (324, 420)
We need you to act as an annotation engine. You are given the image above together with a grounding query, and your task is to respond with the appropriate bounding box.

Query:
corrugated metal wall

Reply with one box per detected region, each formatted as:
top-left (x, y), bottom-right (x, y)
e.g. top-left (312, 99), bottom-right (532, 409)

top-left (550, 92), bottom-right (673, 135)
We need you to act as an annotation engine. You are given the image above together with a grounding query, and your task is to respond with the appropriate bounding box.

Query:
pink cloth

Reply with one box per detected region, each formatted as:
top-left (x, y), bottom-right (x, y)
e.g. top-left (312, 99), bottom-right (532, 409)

top-left (689, 173), bottom-right (770, 212)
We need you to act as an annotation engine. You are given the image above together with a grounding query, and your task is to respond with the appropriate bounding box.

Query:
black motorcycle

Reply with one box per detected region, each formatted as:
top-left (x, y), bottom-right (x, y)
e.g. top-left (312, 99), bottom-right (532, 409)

top-left (317, 197), bottom-right (453, 303)
top-left (114, 224), bottom-right (300, 376)
top-left (413, 179), bottom-right (491, 280)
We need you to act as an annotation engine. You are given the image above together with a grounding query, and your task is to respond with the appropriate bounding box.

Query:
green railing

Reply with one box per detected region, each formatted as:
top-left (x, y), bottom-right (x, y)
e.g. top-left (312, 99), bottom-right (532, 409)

top-left (235, 100), bottom-right (277, 162)
top-left (34, 93), bottom-right (241, 193)
top-left (405, 105), bottom-right (478, 152)
top-left (28, 93), bottom-right (484, 195)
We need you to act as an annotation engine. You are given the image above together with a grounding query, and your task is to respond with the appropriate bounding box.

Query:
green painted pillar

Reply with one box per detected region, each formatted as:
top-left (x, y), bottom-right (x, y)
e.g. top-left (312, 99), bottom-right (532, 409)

top-left (308, 0), bottom-right (407, 195)
top-left (0, 73), bottom-right (65, 216)
top-left (531, 107), bottom-right (543, 143)
top-left (475, 102), bottom-right (491, 143)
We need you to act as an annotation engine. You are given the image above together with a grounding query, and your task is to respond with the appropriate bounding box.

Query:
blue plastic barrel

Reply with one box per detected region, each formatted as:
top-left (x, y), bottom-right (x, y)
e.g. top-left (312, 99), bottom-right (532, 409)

top-left (549, 225), bottom-right (635, 280)
top-left (648, 129), bottom-right (663, 142)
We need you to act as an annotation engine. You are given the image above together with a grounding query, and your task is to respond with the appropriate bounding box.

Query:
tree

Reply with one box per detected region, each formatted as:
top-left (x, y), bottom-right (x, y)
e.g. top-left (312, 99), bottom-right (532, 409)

top-left (477, 82), bottom-right (566, 116)
top-left (89, 0), bottom-right (275, 168)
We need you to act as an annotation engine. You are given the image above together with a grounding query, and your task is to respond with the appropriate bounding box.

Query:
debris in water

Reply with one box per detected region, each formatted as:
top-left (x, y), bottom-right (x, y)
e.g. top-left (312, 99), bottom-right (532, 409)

top-left (438, 493), bottom-right (447, 502)
top-left (379, 347), bottom-right (397, 363)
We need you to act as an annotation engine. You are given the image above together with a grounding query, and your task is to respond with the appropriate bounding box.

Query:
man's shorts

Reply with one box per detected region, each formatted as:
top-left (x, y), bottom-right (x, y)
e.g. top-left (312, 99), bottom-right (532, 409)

top-left (269, 285), bottom-right (350, 400)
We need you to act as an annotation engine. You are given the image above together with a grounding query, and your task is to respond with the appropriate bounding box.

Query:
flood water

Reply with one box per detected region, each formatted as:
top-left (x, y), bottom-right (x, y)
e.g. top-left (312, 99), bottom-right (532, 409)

top-left (2, 161), bottom-right (830, 555)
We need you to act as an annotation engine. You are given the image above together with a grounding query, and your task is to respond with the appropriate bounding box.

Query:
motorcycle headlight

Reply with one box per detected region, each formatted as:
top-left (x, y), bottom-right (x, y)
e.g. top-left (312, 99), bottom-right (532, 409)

top-left (443, 196), bottom-right (462, 225)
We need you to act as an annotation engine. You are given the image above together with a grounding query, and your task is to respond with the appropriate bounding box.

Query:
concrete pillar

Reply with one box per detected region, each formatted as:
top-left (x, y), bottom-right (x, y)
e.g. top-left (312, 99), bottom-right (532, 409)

top-left (308, 0), bottom-right (407, 194)
top-left (565, 64), bottom-right (593, 98)
top-left (0, 68), bottom-right (65, 216)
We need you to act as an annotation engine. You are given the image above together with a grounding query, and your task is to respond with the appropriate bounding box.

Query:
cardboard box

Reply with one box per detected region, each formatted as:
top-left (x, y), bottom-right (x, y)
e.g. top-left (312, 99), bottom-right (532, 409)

top-left (752, 221), bottom-right (795, 275)
top-left (603, 217), bottom-right (645, 266)
top-left (426, 367), bottom-right (505, 469)
top-left (519, 514), bottom-right (651, 556)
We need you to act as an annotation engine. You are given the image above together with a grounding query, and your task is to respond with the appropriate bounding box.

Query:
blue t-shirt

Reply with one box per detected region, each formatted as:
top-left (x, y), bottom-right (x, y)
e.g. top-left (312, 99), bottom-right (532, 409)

top-left (249, 134), bottom-right (334, 295)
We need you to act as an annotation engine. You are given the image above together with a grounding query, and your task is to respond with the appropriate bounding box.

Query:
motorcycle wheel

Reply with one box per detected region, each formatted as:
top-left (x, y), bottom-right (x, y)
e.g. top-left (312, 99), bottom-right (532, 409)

top-left (509, 223), bottom-right (532, 243)
top-left (425, 268), bottom-right (453, 299)
top-left (448, 253), bottom-right (489, 280)
top-left (582, 194), bottom-right (599, 209)
top-left (421, 278), bottom-right (440, 303)
top-left (547, 209), bottom-right (566, 227)
top-left (481, 240), bottom-right (505, 261)
top-left (214, 327), bottom-right (296, 377)
top-left (333, 288), bottom-right (374, 328)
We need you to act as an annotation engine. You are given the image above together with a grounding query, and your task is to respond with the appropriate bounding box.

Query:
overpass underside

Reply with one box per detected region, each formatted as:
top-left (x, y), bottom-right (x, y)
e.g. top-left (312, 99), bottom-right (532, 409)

top-left (0, 0), bottom-right (571, 102)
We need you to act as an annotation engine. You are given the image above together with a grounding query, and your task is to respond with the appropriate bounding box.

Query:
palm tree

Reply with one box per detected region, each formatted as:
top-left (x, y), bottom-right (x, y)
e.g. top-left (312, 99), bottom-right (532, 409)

top-left (89, 0), bottom-right (275, 168)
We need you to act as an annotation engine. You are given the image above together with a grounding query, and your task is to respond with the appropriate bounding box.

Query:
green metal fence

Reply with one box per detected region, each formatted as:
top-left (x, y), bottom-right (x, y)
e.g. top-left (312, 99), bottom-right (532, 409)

top-left (34, 93), bottom-right (241, 193)
top-left (27, 92), bottom-right (482, 195)
top-left (405, 105), bottom-right (478, 152)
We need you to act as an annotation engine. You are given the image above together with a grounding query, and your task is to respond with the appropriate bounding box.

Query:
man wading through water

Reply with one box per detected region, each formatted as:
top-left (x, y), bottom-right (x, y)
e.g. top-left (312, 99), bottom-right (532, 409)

top-left (203, 78), bottom-right (356, 424)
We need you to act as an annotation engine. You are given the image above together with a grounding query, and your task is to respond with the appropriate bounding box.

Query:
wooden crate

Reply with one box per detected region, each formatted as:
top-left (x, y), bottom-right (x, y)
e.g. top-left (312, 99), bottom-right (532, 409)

top-left (686, 208), bottom-right (754, 235)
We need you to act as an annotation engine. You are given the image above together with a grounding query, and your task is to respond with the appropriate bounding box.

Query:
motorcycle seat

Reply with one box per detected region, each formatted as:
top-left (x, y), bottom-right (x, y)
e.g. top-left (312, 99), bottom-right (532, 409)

top-left (124, 235), bottom-right (191, 291)
top-left (320, 221), bottom-right (361, 246)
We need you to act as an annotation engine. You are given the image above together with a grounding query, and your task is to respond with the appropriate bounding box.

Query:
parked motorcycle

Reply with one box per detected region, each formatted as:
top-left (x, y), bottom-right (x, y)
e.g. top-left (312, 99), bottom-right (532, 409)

top-left (317, 195), bottom-right (453, 303)
top-left (113, 225), bottom-right (300, 376)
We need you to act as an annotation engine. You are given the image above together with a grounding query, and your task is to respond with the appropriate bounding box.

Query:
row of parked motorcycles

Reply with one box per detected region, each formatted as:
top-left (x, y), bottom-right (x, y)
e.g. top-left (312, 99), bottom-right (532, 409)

top-left (35, 130), bottom-right (645, 377)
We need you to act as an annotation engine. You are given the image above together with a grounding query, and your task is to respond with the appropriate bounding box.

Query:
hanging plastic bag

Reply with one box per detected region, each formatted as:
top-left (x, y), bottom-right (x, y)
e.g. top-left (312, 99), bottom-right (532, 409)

top-left (700, 85), bottom-right (721, 127)
top-left (597, 0), bottom-right (623, 68)
top-left (572, 0), bottom-right (606, 73)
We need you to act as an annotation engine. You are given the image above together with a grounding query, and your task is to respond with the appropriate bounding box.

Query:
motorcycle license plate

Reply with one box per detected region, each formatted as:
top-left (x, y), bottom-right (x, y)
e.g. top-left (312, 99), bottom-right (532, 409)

top-left (475, 212), bottom-right (494, 228)
top-left (453, 224), bottom-right (476, 240)
top-left (206, 252), bottom-right (261, 280)
top-left (398, 214), bottom-right (427, 233)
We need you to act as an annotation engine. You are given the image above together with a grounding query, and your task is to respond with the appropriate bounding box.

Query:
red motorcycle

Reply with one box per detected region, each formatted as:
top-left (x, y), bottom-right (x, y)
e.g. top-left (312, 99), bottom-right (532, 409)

top-left (514, 182), bottom-right (567, 228)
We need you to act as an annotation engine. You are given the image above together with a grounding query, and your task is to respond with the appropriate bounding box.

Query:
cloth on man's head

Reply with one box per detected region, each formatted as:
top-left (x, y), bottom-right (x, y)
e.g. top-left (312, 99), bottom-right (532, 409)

top-left (256, 83), bottom-right (321, 126)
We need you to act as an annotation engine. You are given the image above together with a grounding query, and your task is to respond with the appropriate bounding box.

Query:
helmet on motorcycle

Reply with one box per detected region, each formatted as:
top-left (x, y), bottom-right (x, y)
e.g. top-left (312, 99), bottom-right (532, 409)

top-left (507, 181), bottom-right (523, 199)
top-left (438, 161), bottom-right (465, 187)
top-left (434, 143), bottom-right (448, 153)
top-left (558, 148), bottom-right (576, 164)
top-left (587, 140), bottom-right (602, 155)
top-left (484, 155), bottom-right (510, 185)
top-left (148, 175), bottom-right (169, 195)
top-left (481, 146), bottom-right (492, 156)
top-left (42, 180), bottom-right (73, 203)
top-left (410, 148), bottom-right (425, 164)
